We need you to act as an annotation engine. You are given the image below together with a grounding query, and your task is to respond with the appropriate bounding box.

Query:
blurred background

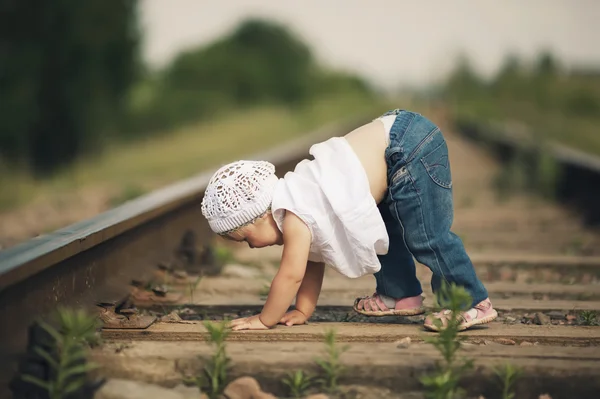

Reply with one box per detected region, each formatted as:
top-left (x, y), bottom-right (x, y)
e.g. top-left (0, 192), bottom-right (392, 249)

top-left (1, 0), bottom-right (599, 250)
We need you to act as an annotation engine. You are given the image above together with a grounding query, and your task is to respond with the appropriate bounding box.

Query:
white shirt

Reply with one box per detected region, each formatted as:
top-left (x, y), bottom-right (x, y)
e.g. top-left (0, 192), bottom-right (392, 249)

top-left (271, 136), bottom-right (389, 278)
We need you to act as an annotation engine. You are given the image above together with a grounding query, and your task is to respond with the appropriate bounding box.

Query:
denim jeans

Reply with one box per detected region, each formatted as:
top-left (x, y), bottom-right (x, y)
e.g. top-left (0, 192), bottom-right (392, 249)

top-left (374, 109), bottom-right (488, 307)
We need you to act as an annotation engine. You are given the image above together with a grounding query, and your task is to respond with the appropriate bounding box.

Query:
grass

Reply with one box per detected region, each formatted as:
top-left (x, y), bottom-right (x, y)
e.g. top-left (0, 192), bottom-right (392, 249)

top-left (187, 319), bottom-right (232, 398)
top-left (578, 310), bottom-right (598, 326)
top-left (420, 282), bottom-right (474, 399)
top-left (493, 363), bottom-right (522, 399)
top-left (0, 93), bottom-right (392, 213)
top-left (315, 329), bottom-right (349, 394)
top-left (452, 101), bottom-right (600, 157)
top-left (19, 307), bottom-right (102, 399)
top-left (281, 370), bottom-right (314, 398)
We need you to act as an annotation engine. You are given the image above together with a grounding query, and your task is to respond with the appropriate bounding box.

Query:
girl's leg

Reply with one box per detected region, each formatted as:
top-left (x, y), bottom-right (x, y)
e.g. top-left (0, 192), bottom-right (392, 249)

top-left (383, 110), bottom-right (496, 330)
top-left (353, 202), bottom-right (425, 316)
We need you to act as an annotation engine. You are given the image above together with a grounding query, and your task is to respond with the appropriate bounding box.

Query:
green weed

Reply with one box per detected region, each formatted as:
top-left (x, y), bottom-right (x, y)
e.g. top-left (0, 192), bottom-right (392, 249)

top-left (214, 245), bottom-right (235, 265)
top-left (259, 282), bottom-right (271, 298)
top-left (187, 320), bottom-right (231, 398)
top-left (21, 307), bottom-right (102, 399)
top-left (420, 282), bottom-right (474, 399)
top-left (188, 275), bottom-right (203, 304)
top-left (493, 363), bottom-right (522, 399)
top-left (282, 370), bottom-right (314, 398)
top-left (315, 329), bottom-right (349, 394)
top-left (578, 310), bottom-right (598, 326)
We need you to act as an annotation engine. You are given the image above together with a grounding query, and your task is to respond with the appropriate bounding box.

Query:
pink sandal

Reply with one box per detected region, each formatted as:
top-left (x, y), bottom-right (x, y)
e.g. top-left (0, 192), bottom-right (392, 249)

top-left (353, 292), bottom-right (426, 316)
top-left (424, 298), bottom-right (498, 332)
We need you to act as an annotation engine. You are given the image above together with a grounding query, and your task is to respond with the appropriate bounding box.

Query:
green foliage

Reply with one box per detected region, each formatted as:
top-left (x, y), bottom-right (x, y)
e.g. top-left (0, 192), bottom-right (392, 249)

top-left (282, 370), bottom-right (314, 398)
top-left (493, 363), bottom-right (522, 399)
top-left (0, 0), bottom-right (140, 175)
top-left (21, 307), bottom-right (102, 399)
top-left (258, 283), bottom-right (271, 299)
top-left (420, 282), bottom-right (474, 399)
top-left (188, 320), bottom-right (231, 398)
top-left (578, 310), bottom-right (598, 326)
top-left (214, 245), bottom-right (235, 265)
top-left (124, 18), bottom-right (373, 136)
top-left (444, 51), bottom-right (600, 157)
top-left (315, 329), bottom-right (349, 394)
top-left (188, 275), bottom-right (203, 304)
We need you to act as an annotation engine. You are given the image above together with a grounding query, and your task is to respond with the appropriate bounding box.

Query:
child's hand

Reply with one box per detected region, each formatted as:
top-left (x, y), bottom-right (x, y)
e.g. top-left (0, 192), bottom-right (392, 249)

top-left (229, 315), bottom-right (270, 331)
top-left (279, 310), bottom-right (308, 326)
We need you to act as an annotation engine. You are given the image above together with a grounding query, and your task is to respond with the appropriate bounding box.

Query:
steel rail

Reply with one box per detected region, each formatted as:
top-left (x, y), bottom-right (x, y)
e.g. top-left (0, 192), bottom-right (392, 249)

top-left (0, 117), bottom-right (366, 397)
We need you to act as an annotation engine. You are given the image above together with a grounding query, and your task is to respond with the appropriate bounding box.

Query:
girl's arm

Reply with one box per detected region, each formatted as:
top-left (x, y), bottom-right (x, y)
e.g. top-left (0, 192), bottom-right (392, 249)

top-left (258, 211), bottom-right (313, 327)
top-left (293, 261), bottom-right (325, 318)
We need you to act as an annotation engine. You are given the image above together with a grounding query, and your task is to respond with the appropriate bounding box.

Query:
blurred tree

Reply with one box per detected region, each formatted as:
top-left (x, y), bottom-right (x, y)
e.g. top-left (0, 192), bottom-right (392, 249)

top-left (126, 18), bottom-right (347, 134)
top-left (444, 54), bottom-right (483, 100)
top-left (491, 53), bottom-right (525, 101)
top-left (0, 0), bottom-right (140, 176)
top-left (536, 51), bottom-right (560, 76)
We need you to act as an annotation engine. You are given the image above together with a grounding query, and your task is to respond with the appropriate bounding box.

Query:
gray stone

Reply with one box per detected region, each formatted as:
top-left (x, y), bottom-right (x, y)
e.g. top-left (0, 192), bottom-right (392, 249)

top-left (95, 379), bottom-right (203, 399)
top-left (534, 312), bottom-right (551, 325)
top-left (395, 337), bottom-right (411, 349)
top-left (547, 311), bottom-right (566, 319)
top-left (223, 377), bottom-right (276, 399)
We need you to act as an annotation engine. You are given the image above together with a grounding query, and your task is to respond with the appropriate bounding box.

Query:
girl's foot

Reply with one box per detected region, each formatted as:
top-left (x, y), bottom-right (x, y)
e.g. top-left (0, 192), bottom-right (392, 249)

top-left (423, 298), bottom-right (498, 332)
top-left (353, 293), bottom-right (425, 316)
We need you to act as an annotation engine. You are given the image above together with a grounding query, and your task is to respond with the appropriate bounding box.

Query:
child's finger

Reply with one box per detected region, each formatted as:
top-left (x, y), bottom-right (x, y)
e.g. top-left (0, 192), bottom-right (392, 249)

top-left (229, 318), bottom-right (247, 327)
top-left (231, 321), bottom-right (249, 331)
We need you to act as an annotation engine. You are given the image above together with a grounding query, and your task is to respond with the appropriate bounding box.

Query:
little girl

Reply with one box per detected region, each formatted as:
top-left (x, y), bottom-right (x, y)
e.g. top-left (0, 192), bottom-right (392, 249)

top-left (201, 109), bottom-right (497, 332)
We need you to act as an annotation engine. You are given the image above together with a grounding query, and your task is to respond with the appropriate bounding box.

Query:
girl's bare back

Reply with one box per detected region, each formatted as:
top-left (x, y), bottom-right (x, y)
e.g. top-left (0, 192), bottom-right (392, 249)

top-left (343, 120), bottom-right (389, 204)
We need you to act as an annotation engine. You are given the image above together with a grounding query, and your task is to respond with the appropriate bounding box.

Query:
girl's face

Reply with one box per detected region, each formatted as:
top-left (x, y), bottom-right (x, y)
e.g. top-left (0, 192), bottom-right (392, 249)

top-left (224, 213), bottom-right (283, 248)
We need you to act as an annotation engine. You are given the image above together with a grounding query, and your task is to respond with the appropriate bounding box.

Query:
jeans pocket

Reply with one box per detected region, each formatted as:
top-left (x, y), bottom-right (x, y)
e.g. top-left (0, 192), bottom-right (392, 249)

top-left (420, 141), bottom-right (452, 189)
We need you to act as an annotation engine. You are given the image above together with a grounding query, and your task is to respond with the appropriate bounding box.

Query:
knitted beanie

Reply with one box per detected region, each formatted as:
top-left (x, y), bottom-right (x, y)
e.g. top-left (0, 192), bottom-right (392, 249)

top-left (201, 160), bottom-right (278, 234)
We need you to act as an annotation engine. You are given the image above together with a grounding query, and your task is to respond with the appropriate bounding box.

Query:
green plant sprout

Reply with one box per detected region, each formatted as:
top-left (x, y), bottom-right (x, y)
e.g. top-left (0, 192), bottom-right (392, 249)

top-left (315, 329), bottom-right (349, 394)
top-left (21, 307), bottom-right (102, 399)
top-left (493, 362), bottom-right (523, 399)
top-left (186, 320), bottom-right (231, 399)
top-left (282, 370), bottom-right (314, 398)
top-left (420, 282), bottom-right (474, 399)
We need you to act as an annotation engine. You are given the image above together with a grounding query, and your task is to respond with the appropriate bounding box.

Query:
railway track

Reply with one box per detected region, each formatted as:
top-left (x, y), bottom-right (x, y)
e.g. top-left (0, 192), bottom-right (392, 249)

top-left (1, 112), bottom-right (600, 398)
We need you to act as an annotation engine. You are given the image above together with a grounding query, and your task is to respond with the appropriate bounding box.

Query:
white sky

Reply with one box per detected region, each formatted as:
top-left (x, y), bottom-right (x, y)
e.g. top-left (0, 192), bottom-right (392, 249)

top-left (139, 0), bottom-right (600, 89)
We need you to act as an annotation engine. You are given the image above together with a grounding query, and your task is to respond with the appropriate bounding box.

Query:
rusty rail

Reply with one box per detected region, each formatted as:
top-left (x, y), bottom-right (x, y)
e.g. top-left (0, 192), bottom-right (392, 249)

top-left (0, 117), bottom-right (365, 396)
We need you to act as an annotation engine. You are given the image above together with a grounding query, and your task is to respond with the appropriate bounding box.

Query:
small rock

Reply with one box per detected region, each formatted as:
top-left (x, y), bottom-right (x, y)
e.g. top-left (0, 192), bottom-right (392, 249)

top-left (305, 395), bottom-right (329, 399)
top-left (534, 312), bottom-right (551, 325)
top-left (505, 316), bottom-right (517, 323)
top-left (566, 314), bottom-right (577, 322)
top-left (172, 384), bottom-right (205, 399)
top-left (95, 379), bottom-right (188, 399)
top-left (221, 264), bottom-right (262, 279)
top-left (396, 337), bottom-right (411, 348)
top-left (519, 341), bottom-right (534, 346)
top-left (160, 311), bottom-right (182, 322)
top-left (496, 338), bottom-right (516, 345)
top-left (483, 340), bottom-right (502, 346)
top-left (223, 377), bottom-right (276, 399)
top-left (547, 311), bottom-right (565, 319)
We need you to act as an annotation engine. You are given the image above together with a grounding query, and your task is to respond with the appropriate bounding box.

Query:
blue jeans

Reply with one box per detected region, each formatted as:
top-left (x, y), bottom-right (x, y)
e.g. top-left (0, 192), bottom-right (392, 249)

top-left (374, 109), bottom-right (488, 307)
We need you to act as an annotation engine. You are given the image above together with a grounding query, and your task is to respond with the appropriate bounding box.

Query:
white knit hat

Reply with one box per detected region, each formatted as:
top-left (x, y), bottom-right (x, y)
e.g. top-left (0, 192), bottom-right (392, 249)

top-left (201, 160), bottom-right (278, 234)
